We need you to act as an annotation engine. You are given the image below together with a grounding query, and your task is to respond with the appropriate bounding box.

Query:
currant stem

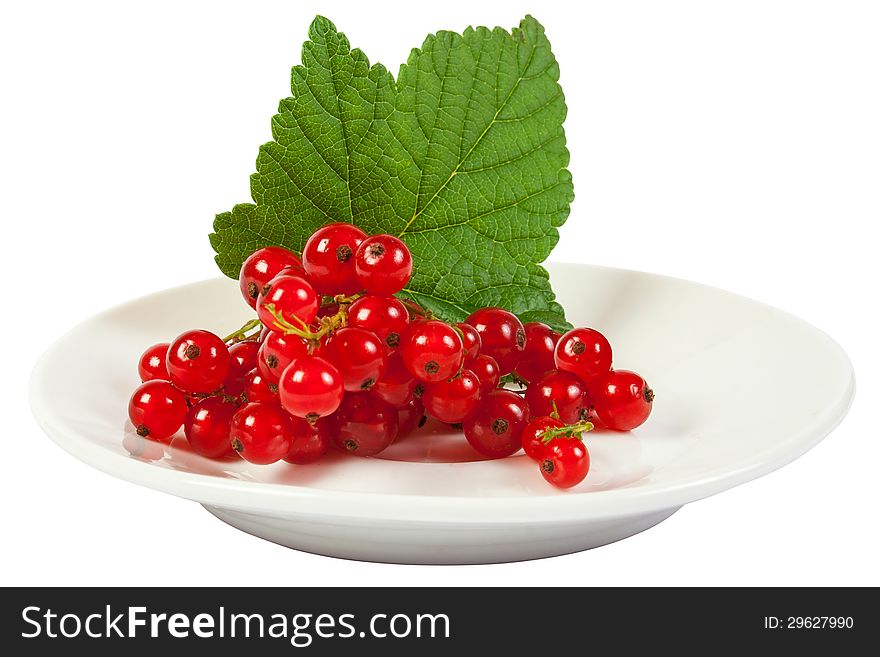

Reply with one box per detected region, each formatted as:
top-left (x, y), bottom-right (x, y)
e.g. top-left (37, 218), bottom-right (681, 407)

top-left (401, 298), bottom-right (434, 320)
top-left (539, 420), bottom-right (594, 444)
top-left (223, 319), bottom-right (262, 344)
top-left (331, 293), bottom-right (362, 306)
top-left (267, 304), bottom-right (348, 342)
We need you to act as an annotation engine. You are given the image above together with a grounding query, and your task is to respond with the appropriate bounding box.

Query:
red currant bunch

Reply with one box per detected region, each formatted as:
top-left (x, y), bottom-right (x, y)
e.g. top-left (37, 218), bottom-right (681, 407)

top-left (126, 222), bottom-right (653, 489)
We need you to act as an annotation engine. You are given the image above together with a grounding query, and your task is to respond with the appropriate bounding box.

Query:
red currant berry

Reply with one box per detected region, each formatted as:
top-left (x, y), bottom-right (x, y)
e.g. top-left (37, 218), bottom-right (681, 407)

top-left (283, 416), bottom-right (332, 465)
top-left (422, 369), bottom-right (482, 424)
top-left (184, 396), bottom-right (238, 459)
top-left (466, 354), bottom-right (500, 395)
top-left (256, 274), bottom-right (319, 332)
top-left (229, 402), bottom-right (292, 465)
top-left (167, 330), bottom-right (231, 394)
top-left (540, 438), bottom-right (590, 489)
top-left (223, 340), bottom-right (260, 396)
top-left (347, 294), bottom-right (410, 351)
top-left (521, 415), bottom-right (566, 461)
top-left (515, 322), bottom-right (561, 383)
top-left (462, 389), bottom-right (530, 458)
top-left (239, 246), bottom-right (303, 309)
top-left (323, 327), bottom-right (387, 392)
top-left (278, 356), bottom-right (345, 420)
top-left (525, 370), bottom-right (591, 424)
top-left (400, 319), bottom-right (464, 383)
top-left (243, 368), bottom-right (279, 404)
top-left (554, 327), bottom-right (613, 382)
top-left (464, 307), bottom-right (526, 376)
top-left (301, 222), bottom-right (368, 295)
top-left (257, 331), bottom-right (308, 382)
top-left (397, 398), bottom-right (426, 437)
top-left (456, 323), bottom-right (482, 360)
top-left (138, 343), bottom-right (170, 382)
top-left (353, 234), bottom-right (413, 294)
top-left (331, 392), bottom-right (399, 457)
top-left (128, 380), bottom-right (188, 442)
top-left (591, 369), bottom-right (654, 431)
top-left (372, 352), bottom-right (419, 408)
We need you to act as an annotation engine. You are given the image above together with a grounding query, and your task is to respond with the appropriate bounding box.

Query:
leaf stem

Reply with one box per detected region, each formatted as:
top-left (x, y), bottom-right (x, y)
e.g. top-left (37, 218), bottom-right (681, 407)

top-left (400, 298), bottom-right (433, 320)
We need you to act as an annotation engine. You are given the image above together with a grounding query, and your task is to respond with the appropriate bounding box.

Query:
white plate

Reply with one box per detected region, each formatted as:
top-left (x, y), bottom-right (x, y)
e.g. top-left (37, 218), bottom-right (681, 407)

top-left (30, 264), bottom-right (854, 564)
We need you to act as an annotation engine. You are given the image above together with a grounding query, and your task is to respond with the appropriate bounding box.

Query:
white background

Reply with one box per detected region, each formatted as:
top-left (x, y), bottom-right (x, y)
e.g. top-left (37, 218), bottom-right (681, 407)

top-left (2, 0), bottom-right (878, 586)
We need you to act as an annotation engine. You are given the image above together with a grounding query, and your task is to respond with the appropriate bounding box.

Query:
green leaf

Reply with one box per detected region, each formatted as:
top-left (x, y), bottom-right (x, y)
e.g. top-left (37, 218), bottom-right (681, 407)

top-left (210, 15), bottom-right (574, 331)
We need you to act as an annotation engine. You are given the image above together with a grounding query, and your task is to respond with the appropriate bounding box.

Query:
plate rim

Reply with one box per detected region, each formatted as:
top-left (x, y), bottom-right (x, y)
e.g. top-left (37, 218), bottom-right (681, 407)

top-left (29, 263), bottom-right (856, 524)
